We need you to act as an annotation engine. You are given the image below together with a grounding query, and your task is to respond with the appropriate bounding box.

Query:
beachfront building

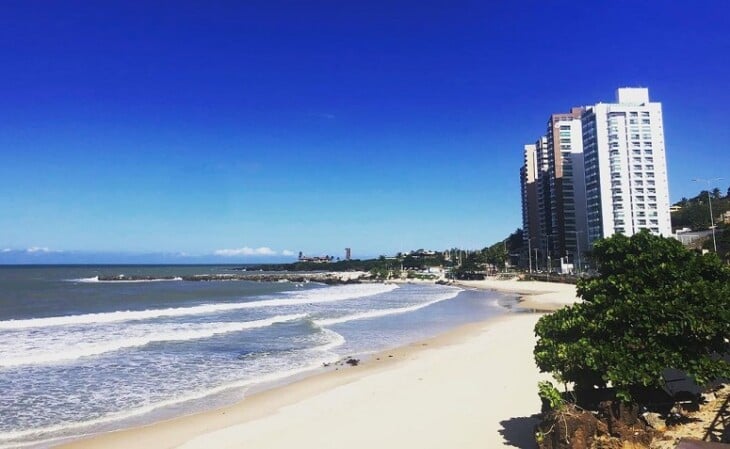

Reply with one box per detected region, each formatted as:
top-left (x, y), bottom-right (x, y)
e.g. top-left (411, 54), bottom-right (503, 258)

top-left (535, 136), bottom-right (551, 260)
top-left (546, 108), bottom-right (589, 268)
top-left (520, 87), bottom-right (671, 270)
top-left (520, 137), bottom-right (551, 270)
top-left (521, 111), bottom-right (588, 271)
top-left (581, 88), bottom-right (671, 246)
top-left (520, 144), bottom-right (539, 268)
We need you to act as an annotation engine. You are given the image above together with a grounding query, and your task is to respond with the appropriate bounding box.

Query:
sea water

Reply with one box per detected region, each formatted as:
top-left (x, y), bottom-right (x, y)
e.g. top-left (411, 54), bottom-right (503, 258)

top-left (0, 265), bottom-right (513, 448)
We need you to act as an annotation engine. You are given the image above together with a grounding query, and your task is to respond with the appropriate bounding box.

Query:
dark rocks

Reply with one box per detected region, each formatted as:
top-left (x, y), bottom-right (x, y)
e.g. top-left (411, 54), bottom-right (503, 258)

top-left (97, 273), bottom-right (364, 284)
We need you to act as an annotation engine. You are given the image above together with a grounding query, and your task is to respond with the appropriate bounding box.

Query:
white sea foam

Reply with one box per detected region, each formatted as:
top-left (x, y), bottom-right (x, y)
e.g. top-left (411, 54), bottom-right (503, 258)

top-left (0, 350), bottom-right (340, 448)
top-left (314, 328), bottom-right (346, 353)
top-left (314, 289), bottom-right (460, 326)
top-left (0, 314), bottom-right (307, 368)
top-left (0, 284), bottom-right (399, 330)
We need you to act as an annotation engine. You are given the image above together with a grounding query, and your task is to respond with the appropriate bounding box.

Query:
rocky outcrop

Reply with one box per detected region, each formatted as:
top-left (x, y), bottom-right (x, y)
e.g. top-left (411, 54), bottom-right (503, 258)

top-left (97, 273), bottom-right (366, 284)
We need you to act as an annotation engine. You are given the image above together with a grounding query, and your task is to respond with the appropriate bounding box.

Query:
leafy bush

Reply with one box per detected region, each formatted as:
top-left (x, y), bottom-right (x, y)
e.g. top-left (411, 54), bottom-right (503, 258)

top-left (534, 231), bottom-right (730, 402)
top-left (538, 381), bottom-right (565, 411)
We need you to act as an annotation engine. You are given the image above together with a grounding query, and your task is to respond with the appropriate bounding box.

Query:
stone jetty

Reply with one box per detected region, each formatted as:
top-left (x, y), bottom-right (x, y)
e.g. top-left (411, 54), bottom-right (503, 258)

top-left (96, 272), bottom-right (365, 285)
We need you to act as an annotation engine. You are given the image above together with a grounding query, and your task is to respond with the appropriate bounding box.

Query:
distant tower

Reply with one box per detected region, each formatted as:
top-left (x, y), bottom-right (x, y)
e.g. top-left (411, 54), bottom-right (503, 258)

top-left (345, 248), bottom-right (351, 260)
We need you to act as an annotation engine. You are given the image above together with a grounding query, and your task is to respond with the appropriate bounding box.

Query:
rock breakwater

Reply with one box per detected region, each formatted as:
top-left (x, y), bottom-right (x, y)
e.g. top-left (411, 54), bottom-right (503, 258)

top-left (96, 273), bottom-right (365, 285)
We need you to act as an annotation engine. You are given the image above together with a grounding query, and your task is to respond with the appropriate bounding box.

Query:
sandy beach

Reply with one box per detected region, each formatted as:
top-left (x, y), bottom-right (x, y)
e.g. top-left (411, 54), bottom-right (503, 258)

top-left (456, 278), bottom-right (580, 311)
top-left (60, 279), bottom-right (579, 449)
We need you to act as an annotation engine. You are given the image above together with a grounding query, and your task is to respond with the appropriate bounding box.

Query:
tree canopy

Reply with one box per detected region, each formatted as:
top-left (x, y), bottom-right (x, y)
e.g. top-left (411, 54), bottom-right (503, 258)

top-left (671, 189), bottom-right (730, 231)
top-left (534, 231), bottom-right (730, 402)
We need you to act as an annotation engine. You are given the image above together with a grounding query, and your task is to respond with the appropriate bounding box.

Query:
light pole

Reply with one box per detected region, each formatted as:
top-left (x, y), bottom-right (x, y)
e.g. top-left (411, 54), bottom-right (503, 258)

top-left (544, 233), bottom-right (553, 281)
top-left (574, 230), bottom-right (584, 274)
top-left (527, 237), bottom-right (533, 274)
top-left (693, 177), bottom-right (723, 253)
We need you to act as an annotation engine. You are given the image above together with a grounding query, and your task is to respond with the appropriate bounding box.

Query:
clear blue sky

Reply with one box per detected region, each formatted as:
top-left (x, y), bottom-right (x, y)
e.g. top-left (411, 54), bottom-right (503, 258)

top-left (1, 1), bottom-right (729, 263)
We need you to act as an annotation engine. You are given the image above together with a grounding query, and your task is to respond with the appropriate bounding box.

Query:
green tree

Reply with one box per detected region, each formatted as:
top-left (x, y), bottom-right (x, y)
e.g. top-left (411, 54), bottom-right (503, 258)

top-left (534, 231), bottom-right (730, 402)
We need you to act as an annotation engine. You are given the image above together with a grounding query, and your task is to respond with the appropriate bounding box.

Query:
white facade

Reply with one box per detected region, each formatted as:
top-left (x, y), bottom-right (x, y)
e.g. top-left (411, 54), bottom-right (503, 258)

top-left (582, 88), bottom-right (672, 246)
top-left (534, 136), bottom-right (550, 252)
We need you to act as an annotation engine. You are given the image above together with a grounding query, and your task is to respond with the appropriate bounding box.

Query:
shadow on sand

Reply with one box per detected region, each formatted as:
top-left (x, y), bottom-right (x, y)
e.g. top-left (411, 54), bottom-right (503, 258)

top-left (499, 414), bottom-right (541, 448)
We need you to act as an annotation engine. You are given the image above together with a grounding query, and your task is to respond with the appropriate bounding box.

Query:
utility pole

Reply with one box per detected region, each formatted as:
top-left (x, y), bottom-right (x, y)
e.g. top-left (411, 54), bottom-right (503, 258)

top-left (544, 234), bottom-right (552, 281)
top-left (693, 177), bottom-right (723, 253)
top-left (574, 230), bottom-right (584, 274)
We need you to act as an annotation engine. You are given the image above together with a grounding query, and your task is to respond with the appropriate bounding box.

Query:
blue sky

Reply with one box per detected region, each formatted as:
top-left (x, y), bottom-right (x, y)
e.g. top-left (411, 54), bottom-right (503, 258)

top-left (1, 1), bottom-right (729, 263)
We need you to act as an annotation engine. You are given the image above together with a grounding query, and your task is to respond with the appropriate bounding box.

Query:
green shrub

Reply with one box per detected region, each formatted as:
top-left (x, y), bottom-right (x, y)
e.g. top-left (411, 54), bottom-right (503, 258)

top-left (534, 231), bottom-right (730, 402)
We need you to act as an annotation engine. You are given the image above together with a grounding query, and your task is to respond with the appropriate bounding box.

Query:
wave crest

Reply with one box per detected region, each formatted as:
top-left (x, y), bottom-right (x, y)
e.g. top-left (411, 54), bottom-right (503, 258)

top-left (0, 284), bottom-right (399, 330)
top-left (0, 314), bottom-right (307, 368)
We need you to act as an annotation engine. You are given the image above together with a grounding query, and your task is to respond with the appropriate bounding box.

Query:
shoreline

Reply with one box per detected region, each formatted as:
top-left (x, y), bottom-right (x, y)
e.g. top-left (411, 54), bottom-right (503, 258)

top-left (455, 277), bottom-right (580, 312)
top-left (57, 279), bottom-right (577, 449)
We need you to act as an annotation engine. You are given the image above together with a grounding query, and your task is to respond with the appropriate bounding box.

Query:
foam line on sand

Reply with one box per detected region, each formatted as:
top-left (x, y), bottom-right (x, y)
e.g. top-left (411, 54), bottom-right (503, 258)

top-left (59, 302), bottom-right (578, 449)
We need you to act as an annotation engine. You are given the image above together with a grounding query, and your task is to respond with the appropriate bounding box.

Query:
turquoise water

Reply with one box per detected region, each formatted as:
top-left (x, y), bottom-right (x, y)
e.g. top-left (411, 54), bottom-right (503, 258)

top-left (0, 265), bottom-right (512, 448)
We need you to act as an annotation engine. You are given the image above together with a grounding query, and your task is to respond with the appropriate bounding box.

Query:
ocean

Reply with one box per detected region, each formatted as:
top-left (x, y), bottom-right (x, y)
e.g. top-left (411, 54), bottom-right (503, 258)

top-left (0, 265), bottom-right (513, 448)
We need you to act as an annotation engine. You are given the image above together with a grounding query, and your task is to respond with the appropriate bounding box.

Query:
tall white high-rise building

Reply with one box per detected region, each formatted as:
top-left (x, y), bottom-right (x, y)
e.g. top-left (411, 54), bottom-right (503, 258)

top-left (581, 88), bottom-right (671, 246)
top-left (520, 87), bottom-right (672, 270)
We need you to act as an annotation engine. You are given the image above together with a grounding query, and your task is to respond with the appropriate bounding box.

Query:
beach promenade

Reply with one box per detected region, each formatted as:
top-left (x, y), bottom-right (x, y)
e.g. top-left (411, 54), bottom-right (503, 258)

top-left (62, 279), bottom-right (578, 449)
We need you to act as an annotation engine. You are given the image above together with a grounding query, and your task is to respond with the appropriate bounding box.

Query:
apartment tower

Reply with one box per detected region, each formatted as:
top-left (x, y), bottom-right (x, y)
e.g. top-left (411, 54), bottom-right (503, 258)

top-left (581, 88), bottom-right (671, 245)
top-left (520, 144), bottom-right (539, 267)
top-left (547, 107), bottom-right (589, 265)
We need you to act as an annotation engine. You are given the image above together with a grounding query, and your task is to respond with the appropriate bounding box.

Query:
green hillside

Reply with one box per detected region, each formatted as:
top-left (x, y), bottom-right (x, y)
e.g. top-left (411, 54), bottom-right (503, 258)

top-left (671, 187), bottom-right (730, 231)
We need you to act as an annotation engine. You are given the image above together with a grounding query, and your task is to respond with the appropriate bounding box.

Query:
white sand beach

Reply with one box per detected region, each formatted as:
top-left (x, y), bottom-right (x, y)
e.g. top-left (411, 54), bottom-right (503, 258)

top-left (457, 278), bottom-right (580, 311)
top-left (61, 279), bottom-right (579, 449)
